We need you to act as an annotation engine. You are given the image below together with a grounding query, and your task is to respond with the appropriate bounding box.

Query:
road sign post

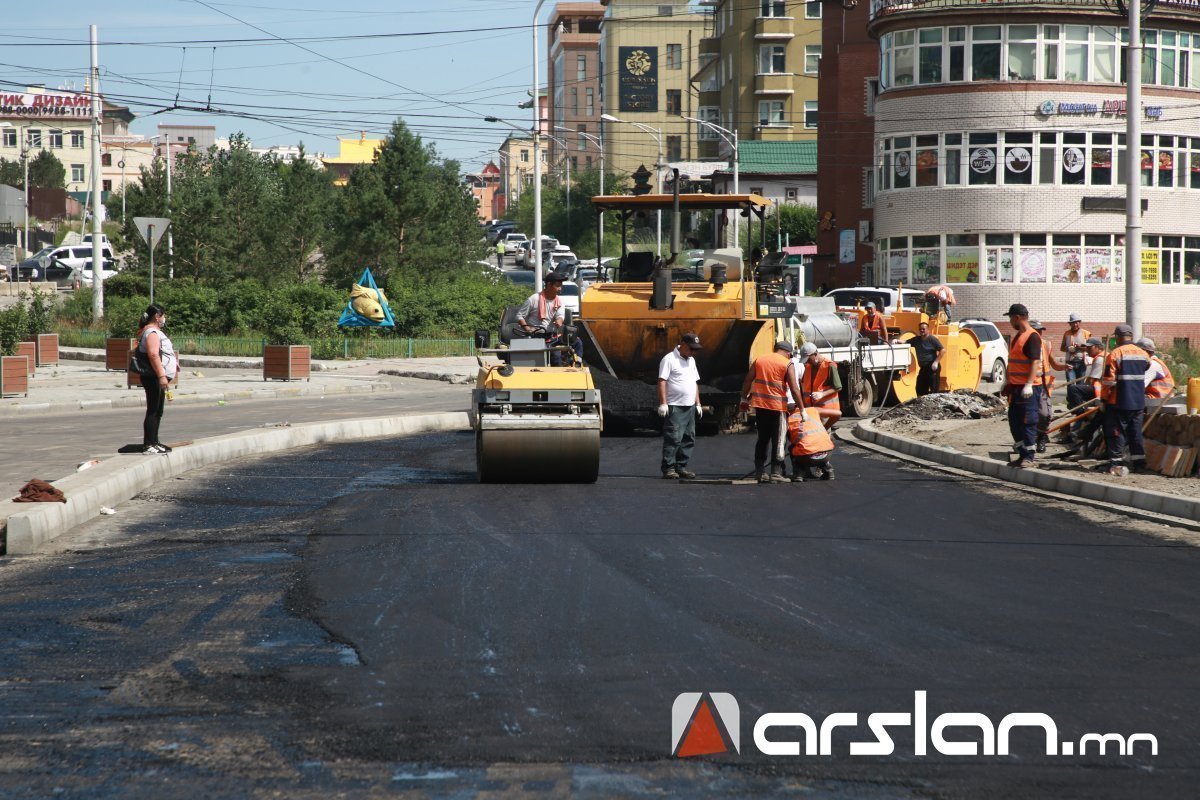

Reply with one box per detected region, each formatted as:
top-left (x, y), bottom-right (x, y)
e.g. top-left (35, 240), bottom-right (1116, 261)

top-left (133, 216), bottom-right (170, 304)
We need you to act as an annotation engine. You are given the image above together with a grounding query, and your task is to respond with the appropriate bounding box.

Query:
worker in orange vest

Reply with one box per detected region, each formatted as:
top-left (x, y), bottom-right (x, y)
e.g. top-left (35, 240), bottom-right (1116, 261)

top-left (922, 284), bottom-right (956, 320)
top-left (1138, 338), bottom-right (1175, 400)
top-left (1100, 324), bottom-right (1150, 476)
top-left (1001, 303), bottom-right (1044, 468)
top-left (1060, 312), bottom-right (1091, 382)
top-left (786, 406), bottom-right (835, 482)
top-left (1031, 320), bottom-right (1068, 452)
top-left (797, 342), bottom-right (843, 429)
top-left (741, 340), bottom-right (804, 483)
top-left (858, 302), bottom-right (888, 345)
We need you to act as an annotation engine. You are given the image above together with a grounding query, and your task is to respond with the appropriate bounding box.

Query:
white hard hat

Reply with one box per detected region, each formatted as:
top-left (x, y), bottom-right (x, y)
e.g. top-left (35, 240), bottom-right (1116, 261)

top-left (799, 342), bottom-right (818, 357)
top-left (1137, 337), bottom-right (1156, 353)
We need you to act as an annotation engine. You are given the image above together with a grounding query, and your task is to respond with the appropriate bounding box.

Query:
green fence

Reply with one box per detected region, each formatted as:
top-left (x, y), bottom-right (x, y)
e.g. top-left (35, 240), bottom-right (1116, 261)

top-left (57, 329), bottom-right (477, 360)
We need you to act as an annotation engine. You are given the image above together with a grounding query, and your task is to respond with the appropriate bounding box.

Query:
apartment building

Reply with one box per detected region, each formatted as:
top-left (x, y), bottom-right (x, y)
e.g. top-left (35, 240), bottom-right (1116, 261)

top-left (548, 3), bottom-right (605, 175)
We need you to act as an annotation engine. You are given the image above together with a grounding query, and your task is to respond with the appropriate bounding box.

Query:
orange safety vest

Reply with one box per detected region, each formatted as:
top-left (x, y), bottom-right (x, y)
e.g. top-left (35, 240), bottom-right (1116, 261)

top-left (1146, 355), bottom-right (1175, 399)
top-left (750, 352), bottom-right (792, 411)
top-left (801, 355), bottom-right (840, 409)
top-left (1061, 327), bottom-right (1091, 357)
top-left (1040, 351), bottom-right (1056, 397)
top-left (925, 284), bottom-right (956, 305)
top-left (1008, 328), bottom-right (1043, 387)
top-left (859, 312), bottom-right (887, 340)
top-left (788, 407), bottom-right (835, 457)
top-left (1101, 343), bottom-right (1151, 407)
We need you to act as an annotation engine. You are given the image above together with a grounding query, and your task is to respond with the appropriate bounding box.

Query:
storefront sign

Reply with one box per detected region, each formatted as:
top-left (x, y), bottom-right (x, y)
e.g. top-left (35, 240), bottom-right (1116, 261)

top-left (1062, 147), bottom-right (1085, 173)
top-left (0, 90), bottom-right (91, 119)
top-left (839, 229), bottom-right (855, 263)
top-left (969, 148), bottom-right (995, 173)
top-left (1141, 249), bottom-right (1160, 283)
top-left (1005, 147), bottom-right (1031, 173)
top-left (618, 47), bottom-right (658, 112)
top-left (894, 151), bottom-right (910, 177)
top-left (1037, 98), bottom-right (1164, 120)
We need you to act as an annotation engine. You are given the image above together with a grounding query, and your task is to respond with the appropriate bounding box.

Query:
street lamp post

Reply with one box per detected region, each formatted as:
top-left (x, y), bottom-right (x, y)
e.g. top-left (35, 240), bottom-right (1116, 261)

top-left (21, 136), bottom-right (30, 260)
top-left (602, 113), bottom-right (663, 256)
top-left (532, 0), bottom-right (551, 294)
top-left (684, 115), bottom-right (739, 247)
top-left (557, 125), bottom-right (604, 253)
top-left (545, 133), bottom-right (571, 247)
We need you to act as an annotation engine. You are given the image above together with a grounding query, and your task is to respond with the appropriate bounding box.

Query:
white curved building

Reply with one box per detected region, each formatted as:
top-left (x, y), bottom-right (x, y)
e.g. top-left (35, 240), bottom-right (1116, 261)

top-left (868, 0), bottom-right (1200, 342)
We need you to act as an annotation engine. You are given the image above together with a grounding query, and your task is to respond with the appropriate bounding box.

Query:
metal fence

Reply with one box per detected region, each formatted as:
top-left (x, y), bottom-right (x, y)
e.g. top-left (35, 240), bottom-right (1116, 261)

top-left (57, 329), bottom-right (477, 360)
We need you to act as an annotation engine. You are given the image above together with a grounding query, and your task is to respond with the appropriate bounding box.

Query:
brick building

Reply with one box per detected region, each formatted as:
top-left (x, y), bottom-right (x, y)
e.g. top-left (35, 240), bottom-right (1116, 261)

top-left (548, 3), bottom-right (605, 173)
top-left (817, 0), bottom-right (1200, 344)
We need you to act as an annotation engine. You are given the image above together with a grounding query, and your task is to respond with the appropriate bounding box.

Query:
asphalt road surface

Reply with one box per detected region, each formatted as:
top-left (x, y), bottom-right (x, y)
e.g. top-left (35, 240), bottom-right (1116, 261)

top-left (1, 432), bottom-right (1197, 799)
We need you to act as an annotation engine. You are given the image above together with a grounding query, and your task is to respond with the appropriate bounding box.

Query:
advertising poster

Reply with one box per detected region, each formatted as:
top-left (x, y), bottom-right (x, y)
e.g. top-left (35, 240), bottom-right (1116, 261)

top-left (987, 248), bottom-right (1014, 283)
top-left (1020, 248), bottom-right (1046, 283)
top-left (945, 246), bottom-right (979, 283)
top-left (1084, 247), bottom-right (1112, 283)
top-left (1052, 247), bottom-right (1082, 283)
top-left (887, 251), bottom-right (909, 283)
top-left (618, 47), bottom-right (658, 112)
top-left (839, 229), bottom-right (855, 263)
top-left (1141, 250), bottom-right (1160, 283)
top-left (912, 248), bottom-right (940, 283)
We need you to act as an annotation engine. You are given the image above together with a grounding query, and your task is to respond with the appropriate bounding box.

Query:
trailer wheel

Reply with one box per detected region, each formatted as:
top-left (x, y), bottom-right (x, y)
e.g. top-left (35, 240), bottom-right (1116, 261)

top-left (847, 374), bottom-right (875, 417)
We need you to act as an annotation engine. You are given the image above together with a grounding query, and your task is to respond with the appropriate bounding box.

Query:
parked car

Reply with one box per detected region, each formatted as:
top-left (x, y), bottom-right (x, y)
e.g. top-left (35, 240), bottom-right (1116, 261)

top-left (517, 237), bottom-right (561, 269)
top-left (504, 270), bottom-right (537, 288)
top-left (502, 232), bottom-right (528, 252)
top-left (825, 287), bottom-right (925, 312)
top-left (958, 318), bottom-right (1009, 384)
top-left (69, 260), bottom-right (119, 288)
top-left (9, 257), bottom-right (74, 284)
top-left (558, 281), bottom-right (581, 314)
top-left (485, 221), bottom-right (517, 244)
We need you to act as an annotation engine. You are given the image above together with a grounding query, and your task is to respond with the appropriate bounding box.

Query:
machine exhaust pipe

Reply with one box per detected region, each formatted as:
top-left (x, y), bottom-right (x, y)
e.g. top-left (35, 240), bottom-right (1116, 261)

top-left (652, 169), bottom-right (680, 310)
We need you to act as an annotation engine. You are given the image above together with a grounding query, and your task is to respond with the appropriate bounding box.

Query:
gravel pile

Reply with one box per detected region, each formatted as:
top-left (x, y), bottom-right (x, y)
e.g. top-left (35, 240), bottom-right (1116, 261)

top-left (877, 389), bottom-right (1007, 423)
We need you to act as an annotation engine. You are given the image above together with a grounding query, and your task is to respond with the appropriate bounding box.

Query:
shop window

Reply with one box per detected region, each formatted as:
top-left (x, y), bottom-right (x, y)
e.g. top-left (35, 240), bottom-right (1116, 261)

top-left (915, 134), bottom-right (938, 186)
top-left (946, 234), bottom-right (980, 283)
top-left (1019, 235), bottom-right (1048, 283)
top-left (912, 235), bottom-right (941, 283)
top-left (1061, 133), bottom-right (1086, 185)
top-left (1004, 144), bottom-right (1033, 184)
top-left (968, 145), bottom-right (996, 185)
top-left (971, 26), bottom-right (1001, 81)
top-left (1052, 234), bottom-right (1083, 283)
top-left (893, 136), bottom-right (911, 189)
top-left (945, 133), bottom-right (962, 185)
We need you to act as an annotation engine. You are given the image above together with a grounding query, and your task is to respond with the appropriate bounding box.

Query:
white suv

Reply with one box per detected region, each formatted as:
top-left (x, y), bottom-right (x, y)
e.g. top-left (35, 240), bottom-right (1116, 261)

top-left (958, 318), bottom-right (1009, 384)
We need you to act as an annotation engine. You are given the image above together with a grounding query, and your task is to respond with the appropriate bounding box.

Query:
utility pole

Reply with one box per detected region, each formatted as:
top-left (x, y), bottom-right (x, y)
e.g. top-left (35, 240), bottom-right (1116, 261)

top-left (21, 138), bottom-right (29, 259)
top-left (165, 137), bottom-right (174, 280)
top-left (1125, 0), bottom-right (1143, 338)
top-left (89, 24), bottom-right (104, 323)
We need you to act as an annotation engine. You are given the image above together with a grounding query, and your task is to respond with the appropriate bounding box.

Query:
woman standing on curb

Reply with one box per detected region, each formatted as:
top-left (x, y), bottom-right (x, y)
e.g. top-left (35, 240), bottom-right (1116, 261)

top-left (135, 303), bottom-right (178, 454)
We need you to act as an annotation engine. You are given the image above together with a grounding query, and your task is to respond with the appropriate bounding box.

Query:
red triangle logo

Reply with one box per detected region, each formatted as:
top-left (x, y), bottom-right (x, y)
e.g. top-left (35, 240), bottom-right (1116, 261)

top-left (676, 697), bottom-right (730, 757)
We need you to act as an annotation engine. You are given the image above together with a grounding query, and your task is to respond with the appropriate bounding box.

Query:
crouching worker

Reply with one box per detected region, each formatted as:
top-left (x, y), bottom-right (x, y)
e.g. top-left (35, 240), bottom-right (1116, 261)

top-left (787, 405), bottom-right (836, 482)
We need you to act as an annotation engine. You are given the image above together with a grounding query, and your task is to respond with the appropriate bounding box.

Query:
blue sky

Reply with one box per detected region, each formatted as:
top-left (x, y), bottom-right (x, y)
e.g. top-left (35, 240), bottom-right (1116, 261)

top-left (4, 0), bottom-right (543, 171)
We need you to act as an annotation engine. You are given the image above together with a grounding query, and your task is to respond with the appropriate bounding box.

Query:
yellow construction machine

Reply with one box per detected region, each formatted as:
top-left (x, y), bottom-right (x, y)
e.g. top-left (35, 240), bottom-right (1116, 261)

top-left (471, 315), bottom-right (602, 483)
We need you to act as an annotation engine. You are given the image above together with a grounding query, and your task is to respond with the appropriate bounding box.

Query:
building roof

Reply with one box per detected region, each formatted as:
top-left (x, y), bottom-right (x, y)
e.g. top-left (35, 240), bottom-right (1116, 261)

top-left (736, 140), bottom-right (818, 175)
top-left (322, 135), bottom-right (384, 165)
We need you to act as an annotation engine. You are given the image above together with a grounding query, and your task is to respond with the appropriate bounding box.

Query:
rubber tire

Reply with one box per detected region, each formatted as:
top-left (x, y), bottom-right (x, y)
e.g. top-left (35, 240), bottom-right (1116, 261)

top-left (847, 374), bottom-right (875, 417)
top-left (991, 358), bottom-right (1007, 385)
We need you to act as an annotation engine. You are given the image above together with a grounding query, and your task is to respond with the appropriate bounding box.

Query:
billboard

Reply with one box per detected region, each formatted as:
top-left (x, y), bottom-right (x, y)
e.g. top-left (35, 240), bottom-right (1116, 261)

top-left (619, 47), bottom-right (658, 112)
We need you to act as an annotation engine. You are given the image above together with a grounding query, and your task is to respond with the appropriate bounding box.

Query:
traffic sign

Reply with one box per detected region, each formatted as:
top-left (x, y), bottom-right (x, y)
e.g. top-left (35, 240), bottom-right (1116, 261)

top-left (133, 216), bottom-right (171, 251)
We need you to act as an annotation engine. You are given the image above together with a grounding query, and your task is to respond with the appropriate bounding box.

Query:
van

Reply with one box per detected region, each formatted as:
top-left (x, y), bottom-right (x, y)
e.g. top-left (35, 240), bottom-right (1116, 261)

top-left (25, 242), bottom-right (116, 273)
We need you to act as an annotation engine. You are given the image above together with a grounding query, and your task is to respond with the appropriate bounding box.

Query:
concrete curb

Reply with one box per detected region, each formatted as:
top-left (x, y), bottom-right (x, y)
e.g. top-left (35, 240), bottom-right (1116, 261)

top-left (853, 418), bottom-right (1200, 526)
top-left (0, 378), bottom-right (393, 417)
top-left (58, 347), bottom-right (349, 371)
top-left (1, 411), bottom-right (471, 555)
top-left (378, 368), bottom-right (475, 385)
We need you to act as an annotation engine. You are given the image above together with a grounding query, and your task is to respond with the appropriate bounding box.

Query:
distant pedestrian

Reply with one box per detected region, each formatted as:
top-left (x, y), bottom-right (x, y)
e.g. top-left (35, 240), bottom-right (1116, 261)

top-left (135, 303), bottom-right (178, 454)
top-left (496, 238), bottom-right (506, 267)
top-left (657, 332), bottom-right (703, 480)
top-left (741, 341), bottom-right (804, 483)
top-left (911, 321), bottom-right (944, 397)
top-left (1001, 303), bottom-right (1044, 468)
top-left (1060, 313), bottom-right (1091, 382)
top-left (1100, 325), bottom-right (1149, 476)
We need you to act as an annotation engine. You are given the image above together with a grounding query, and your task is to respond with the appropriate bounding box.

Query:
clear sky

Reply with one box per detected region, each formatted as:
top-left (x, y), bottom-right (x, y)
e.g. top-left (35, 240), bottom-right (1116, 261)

top-left (4, 0), bottom-right (545, 172)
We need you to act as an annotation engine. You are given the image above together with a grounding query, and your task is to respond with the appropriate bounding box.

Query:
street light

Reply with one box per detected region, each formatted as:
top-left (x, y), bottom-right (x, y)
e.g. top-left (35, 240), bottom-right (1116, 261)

top-left (556, 125), bottom-right (604, 254)
top-left (602, 113), bottom-right (663, 256)
top-left (544, 132), bottom-right (571, 248)
top-left (149, 134), bottom-right (174, 279)
top-left (487, 114), bottom-right (547, 289)
top-left (684, 114), bottom-right (739, 247)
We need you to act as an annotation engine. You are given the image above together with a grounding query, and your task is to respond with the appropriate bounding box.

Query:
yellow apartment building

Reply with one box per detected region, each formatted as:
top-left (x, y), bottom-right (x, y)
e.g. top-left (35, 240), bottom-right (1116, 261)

top-left (321, 133), bottom-right (384, 186)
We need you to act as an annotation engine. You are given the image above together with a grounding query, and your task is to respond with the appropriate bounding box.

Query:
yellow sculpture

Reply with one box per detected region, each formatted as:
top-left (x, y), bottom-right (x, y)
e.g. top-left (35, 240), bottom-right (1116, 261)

top-left (349, 283), bottom-right (388, 323)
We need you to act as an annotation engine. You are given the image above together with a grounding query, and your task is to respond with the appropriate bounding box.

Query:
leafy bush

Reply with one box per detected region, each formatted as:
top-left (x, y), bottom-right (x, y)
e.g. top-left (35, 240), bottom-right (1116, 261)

top-left (384, 271), bottom-right (526, 337)
top-left (0, 303), bottom-right (29, 356)
top-left (157, 282), bottom-right (222, 335)
top-left (22, 288), bottom-right (56, 335)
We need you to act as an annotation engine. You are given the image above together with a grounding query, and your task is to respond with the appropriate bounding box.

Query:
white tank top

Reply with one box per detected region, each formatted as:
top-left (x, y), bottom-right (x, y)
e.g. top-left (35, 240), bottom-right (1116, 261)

top-left (140, 326), bottom-right (178, 380)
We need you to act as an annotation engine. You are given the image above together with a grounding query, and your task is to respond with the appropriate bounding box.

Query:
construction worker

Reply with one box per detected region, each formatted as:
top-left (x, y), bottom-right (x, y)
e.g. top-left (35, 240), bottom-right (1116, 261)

top-left (1001, 303), bottom-right (1044, 468)
top-left (911, 321), bottom-right (945, 397)
top-left (1030, 320), bottom-right (1068, 453)
top-left (515, 273), bottom-right (566, 365)
top-left (1138, 338), bottom-right (1176, 400)
top-left (1060, 313), bottom-right (1091, 382)
top-left (922, 284), bottom-right (956, 320)
top-left (657, 332), bottom-right (703, 480)
top-left (1100, 324), bottom-right (1150, 476)
top-left (797, 342), bottom-right (843, 429)
top-left (496, 237), bottom-right (506, 267)
top-left (1068, 336), bottom-right (1108, 453)
top-left (786, 405), bottom-right (835, 482)
top-left (741, 340), bottom-right (804, 484)
top-left (858, 302), bottom-right (888, 345)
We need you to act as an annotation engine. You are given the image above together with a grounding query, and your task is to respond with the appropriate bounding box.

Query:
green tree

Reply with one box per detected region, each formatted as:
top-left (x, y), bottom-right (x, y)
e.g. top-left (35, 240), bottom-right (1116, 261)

top-left (274, 147), bottom-right (335, 282)
top-left (0, 158), bottom-right (23, 188)
top-left (28, 150), bottom-right (66, 189)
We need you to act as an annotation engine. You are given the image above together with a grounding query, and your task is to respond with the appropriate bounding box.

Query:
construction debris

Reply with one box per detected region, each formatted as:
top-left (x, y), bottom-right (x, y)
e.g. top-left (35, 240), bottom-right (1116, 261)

top-left (876, 389), bottom-right (1006, 423)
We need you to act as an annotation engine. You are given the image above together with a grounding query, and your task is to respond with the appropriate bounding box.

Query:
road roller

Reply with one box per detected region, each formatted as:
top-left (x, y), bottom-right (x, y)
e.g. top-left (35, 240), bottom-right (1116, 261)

top-left (472, 335), bottom-right (603, 483)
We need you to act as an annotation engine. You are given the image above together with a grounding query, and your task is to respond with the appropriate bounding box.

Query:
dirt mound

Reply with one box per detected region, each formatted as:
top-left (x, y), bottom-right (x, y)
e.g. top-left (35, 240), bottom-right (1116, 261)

top-left (876, 389), bottom-right (1006, 423)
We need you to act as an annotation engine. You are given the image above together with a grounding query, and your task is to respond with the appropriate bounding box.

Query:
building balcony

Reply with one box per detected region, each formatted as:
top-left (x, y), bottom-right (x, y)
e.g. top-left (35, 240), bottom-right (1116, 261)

top-left (755, 16), bottom-right (796, 38)
top-left (870, 0), bottom-right (1200, 23)
top-left (756, 73), bottom-right (797, 94)
top-left (699, 36), bottom-right (721, 58)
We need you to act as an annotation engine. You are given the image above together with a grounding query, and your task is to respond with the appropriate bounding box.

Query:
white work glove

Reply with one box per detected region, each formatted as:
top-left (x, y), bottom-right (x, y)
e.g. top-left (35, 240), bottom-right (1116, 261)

top-left (657, 404), bottom-right (670, 418)
top-left (695, 404), bottom-right (703, 419)
top-left (931, 361), bottom-right (940, 371)
top-left (1021, 384), bottom-right (1033, 399)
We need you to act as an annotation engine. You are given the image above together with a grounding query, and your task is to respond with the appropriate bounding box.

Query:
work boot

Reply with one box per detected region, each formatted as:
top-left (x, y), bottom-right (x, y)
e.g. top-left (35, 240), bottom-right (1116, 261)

top-left (1108, 465), bottom-right (1130, 477)
top-left (757, 473), bottom-right (771, 484)
top-left (1036, 438), bottom-right (1047, 454)
top-left (676, 468), bottom-right (696, 479)
top-left (820, 464), bottom-right (835, 481)
top-left (790, 474), bottom-right (804, 483)
top-left (662, 469), bottom-right (679, 480)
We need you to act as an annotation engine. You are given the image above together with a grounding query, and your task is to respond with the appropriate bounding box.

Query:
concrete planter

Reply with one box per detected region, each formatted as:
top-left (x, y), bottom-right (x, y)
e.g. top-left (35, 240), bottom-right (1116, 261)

top-left (106, 337), bottom-right (136, 371)
top-left (13, 341), bottom-right (35, 376)
top-left (0, 355), bottom-right (29, 396)
top-left (22, 333), bottom-right (58, 367)
top-left (263, 344), bottom-right (311, 382)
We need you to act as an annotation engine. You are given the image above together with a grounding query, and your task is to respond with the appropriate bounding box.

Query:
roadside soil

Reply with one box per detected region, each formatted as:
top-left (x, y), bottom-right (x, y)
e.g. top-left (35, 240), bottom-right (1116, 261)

top-left (874, 399), bottom-right (1200, 499)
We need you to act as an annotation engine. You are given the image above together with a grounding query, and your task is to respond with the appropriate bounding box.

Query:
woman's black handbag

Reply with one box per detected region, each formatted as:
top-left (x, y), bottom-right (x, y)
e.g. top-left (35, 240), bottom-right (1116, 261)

top-left (129, 346), bottom-right (153, 377)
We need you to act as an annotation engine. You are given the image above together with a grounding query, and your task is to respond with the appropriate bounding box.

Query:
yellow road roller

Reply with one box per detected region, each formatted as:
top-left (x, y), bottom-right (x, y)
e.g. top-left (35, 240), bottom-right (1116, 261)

top-left (472, 331), bottom-right (602, 483)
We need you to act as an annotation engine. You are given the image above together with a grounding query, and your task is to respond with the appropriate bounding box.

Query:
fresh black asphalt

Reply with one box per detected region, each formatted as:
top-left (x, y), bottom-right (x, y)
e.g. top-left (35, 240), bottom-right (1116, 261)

top-left (0, 431), bottom-right (1196, 799)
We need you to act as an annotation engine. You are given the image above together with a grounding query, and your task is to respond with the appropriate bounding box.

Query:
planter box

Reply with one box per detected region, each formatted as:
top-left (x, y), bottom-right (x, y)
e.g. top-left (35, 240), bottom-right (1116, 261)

top-left (263, 344), bottom-right (311, 382)
top-left (22, 333), bottom-right (59, 367)
top-left (0, 355), bottom-right (29, 397)
top-left (107, 337), bottom-right (136, 371)
top-left (14, 341), bottom-right (35, 376)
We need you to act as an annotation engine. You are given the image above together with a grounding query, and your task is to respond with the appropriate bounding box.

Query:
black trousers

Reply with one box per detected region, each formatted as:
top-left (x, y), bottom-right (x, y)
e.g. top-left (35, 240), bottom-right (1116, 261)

top-left (916, 365), bottom-right (938, 396)
top-left (754, 409), bottom-right (785, 475)
top-left (140, 373), bottom-right (166, 446)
